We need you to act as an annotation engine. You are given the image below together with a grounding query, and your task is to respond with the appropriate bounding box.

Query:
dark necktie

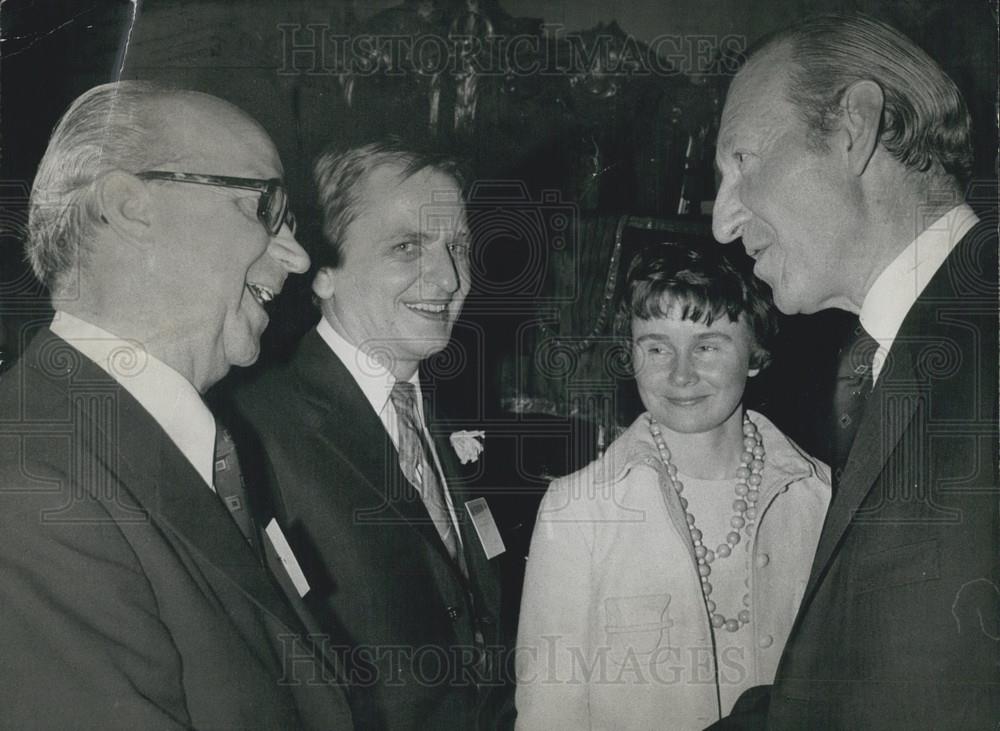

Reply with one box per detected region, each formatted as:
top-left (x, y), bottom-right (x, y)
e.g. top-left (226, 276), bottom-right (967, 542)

top-left (389, 381), bottom-right (463, 567)
top-left (830, 322), bottom-right (878, 484)
top-left (213, 424), bottom-right (259, 554)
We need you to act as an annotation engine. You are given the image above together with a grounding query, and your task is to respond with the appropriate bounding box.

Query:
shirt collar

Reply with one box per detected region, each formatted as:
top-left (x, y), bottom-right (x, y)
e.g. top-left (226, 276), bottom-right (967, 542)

top-left (49, 311), bottom-right (216, 488)
top-left (860, 203), bottom-right (978, 382)
top-left (316, 315), bottom-right (421, 416)
top-left (596, 409), bottom-right (822, 488)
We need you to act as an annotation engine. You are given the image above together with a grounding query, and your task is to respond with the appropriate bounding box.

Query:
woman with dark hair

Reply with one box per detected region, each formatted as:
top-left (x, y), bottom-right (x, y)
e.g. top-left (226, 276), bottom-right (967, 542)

top-left (515, 243), bottom-right (830, 730)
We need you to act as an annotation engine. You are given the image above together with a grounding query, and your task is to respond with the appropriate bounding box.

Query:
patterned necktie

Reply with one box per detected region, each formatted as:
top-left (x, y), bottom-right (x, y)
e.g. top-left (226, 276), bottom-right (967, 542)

top-left (389, 381), bottom-right (462, 566)
top-left (213, 423), bottom-right (259, 554)
top-left (830, 322), bottom-right (878, 484)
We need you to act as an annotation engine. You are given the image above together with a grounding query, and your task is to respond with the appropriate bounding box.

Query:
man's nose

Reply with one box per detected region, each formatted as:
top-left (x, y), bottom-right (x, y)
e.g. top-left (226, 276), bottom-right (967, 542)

top-left (268, 224), bottom-right (310, 274)
top-left (422, 243), bottom-right (461, 295)
top-left (712, 177), bottom-right (749, 244)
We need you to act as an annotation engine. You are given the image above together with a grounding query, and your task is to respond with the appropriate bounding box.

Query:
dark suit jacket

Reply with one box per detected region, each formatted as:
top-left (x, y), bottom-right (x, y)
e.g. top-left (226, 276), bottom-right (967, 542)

top-left (0, 328), bottom-right (352, 730)
top-left (764, 220), bottom-right (1000, 728)
top-left (227, 330), bottom-right (510, 730)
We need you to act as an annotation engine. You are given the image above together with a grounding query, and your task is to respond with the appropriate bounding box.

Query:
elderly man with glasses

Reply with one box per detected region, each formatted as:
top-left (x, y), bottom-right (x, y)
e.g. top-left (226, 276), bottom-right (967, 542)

top-left (0, 81), bottom-right (352, 729)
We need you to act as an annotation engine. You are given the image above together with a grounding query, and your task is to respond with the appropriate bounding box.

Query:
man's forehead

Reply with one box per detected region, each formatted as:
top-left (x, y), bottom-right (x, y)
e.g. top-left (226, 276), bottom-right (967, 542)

top-left (156, 93), bottom-right (282, 178)
top-left (719, 47), bottom-right (794, 143)
top-left (361, 163), bottom-right (465, 217)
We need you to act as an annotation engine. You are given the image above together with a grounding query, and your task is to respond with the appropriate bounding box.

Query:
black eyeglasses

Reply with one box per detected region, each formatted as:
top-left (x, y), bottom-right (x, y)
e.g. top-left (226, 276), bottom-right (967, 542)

top-left (135, 171), bottom-right (296, 236)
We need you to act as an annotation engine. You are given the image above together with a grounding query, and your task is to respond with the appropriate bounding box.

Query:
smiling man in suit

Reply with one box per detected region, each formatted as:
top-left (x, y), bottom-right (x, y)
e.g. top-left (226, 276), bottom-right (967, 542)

top-left (228, 138), bottom-right (510, 729)
top-left (0, 81), bottom-right (351, 728)
top-left (711, 13), bottom-right (998, 729)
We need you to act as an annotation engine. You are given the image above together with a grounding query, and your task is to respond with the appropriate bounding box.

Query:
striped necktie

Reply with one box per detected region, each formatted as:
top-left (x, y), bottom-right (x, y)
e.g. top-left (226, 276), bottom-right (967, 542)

top-left (389, 381), bottom-right (463, 567)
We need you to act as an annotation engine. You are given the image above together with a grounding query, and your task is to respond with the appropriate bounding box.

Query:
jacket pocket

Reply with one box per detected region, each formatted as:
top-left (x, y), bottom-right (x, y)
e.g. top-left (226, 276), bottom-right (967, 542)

top-left (851, 538), bottom-right (940, 595)
top-left (603, 593), bottom-right (674, 664)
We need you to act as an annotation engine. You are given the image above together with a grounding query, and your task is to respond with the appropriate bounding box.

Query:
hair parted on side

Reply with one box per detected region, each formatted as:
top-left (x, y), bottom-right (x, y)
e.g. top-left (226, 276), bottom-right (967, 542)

top-left (615, 242), bottom-right (778, 371)
top-left (312, 136), bottom-right (468, 269)
top-left (26, 81), bottom-right (179, 294)
top-left (756, 13), bottom-right (973, 184)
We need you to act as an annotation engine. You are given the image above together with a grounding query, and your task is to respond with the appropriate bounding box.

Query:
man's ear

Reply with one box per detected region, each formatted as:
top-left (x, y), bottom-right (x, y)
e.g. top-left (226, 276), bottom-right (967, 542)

top-left (92, 171), bottom-right (153, 244)
top-left (748, 366), bottom-right (761, 378)
top-left (312, 266), bottom-right (336, 300)
top-left (840, 80), bottom-right (884, 177)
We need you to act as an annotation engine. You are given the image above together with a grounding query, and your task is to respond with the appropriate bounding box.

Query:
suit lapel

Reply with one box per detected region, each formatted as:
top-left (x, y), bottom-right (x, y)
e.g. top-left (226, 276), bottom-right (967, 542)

top-left (428, 417), bottom-right (480, 577)
top-left (138, 433), bottom-right (303, 632)
top-left (294, 333), bottom-right (462, 570)
top-left (799, 227), bottom-right (977, 603)
top-left (425, 407), bottom-right (503, 609)
top-left (803, 342), bottom-right (918, 601)
top-left (28, 331), bottom-right (303, 633)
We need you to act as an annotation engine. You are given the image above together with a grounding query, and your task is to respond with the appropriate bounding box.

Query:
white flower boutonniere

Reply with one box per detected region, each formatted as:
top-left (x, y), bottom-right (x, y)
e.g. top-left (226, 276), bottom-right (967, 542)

top-left (450, 430), bottom-right (485, 464)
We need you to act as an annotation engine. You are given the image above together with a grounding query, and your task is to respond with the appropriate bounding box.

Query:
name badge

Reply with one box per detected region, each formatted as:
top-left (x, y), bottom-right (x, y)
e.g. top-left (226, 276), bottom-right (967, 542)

top-left (265, 518), bottom-right (311, 598)
top-left (465, 498), bottom-right (505, 559)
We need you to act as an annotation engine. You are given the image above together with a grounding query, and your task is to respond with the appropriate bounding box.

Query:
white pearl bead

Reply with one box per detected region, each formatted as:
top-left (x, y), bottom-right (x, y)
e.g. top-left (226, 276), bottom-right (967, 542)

top-left (645, 416), bottom-right (765, 625)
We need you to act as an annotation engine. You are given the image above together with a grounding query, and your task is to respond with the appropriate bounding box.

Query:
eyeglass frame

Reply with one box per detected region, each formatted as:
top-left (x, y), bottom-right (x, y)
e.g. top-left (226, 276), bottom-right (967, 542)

top-left (134, 170), bottom-right (296, 236)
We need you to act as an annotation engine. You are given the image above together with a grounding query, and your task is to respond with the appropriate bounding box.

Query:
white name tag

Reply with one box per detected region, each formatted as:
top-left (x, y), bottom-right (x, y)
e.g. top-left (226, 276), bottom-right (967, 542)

top-left (265, 518), bottom-right (311, 598)
top-left (465, 498), bottom-right (505, 560)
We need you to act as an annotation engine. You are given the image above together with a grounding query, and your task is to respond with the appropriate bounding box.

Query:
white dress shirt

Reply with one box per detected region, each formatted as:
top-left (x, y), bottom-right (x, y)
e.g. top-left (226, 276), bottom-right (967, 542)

top-left (316, 316), bottom-right (463, 542)
top-left (860, 203), bottom-right (979, 383)
top-left (49, 311), bottom-right (217, 489)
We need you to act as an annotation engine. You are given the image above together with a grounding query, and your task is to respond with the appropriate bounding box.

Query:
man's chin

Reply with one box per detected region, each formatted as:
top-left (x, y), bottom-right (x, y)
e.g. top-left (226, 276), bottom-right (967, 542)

top-left (771, 294), bottom-right (800, 315)
top-left (225, 332), bottom-right (263, 372)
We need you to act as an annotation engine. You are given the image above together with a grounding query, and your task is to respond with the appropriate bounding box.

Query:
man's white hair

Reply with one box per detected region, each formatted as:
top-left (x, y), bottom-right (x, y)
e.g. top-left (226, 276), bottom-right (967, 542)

top-left (26, 81), bottom-right (175, 294)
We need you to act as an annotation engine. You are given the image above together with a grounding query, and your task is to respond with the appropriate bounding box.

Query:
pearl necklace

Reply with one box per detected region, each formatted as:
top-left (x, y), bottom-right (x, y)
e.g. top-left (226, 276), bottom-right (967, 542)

top-left (647, 413), bottom-right (765, 633)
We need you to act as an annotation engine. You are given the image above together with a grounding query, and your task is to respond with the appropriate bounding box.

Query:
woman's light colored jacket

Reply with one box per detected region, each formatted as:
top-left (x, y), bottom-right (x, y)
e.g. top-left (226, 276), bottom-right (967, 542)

top-left (515, 410), bottom-right (830, 730)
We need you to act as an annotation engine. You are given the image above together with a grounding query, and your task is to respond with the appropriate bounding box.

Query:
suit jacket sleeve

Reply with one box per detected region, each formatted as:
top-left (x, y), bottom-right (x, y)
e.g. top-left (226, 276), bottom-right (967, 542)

top-left (514, 479), bottom-right (594, 731)
top-left (0, 457), bottom-right (190, 729)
